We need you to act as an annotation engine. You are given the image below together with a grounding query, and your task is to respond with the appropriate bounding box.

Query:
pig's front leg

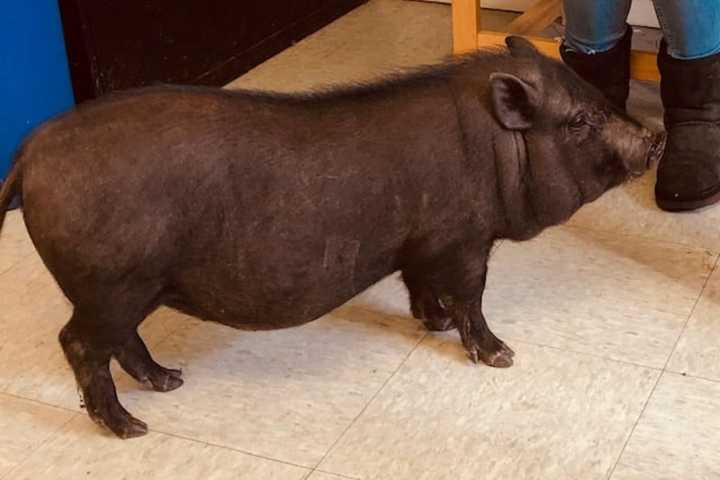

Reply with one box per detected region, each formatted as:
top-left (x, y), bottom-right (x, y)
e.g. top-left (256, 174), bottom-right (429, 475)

top-left (436, 249), bottom-right (514, 368)
top-left (444, 296), bottom-right (515, 368)
top-left (402, 272), bottom-right (454, 331)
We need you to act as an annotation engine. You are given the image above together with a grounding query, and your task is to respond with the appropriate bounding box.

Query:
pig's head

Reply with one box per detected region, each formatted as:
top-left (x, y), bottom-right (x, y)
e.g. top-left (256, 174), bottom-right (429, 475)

top-left (486, 36), bottom-right (665, 240)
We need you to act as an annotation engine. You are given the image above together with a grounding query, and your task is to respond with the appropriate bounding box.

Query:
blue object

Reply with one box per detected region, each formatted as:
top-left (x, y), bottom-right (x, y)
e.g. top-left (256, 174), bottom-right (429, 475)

top-left (1, 1), bottom-right (75, 181)
top-left (563, 0), bottom-right (720, 60)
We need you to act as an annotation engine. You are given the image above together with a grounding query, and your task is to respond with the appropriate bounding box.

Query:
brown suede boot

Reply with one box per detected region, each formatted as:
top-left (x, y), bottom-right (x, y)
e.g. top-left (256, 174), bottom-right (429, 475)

top-left (560, 26), bottom-right (632, 111)
top-left (655, 40), bottom-right (720, 211)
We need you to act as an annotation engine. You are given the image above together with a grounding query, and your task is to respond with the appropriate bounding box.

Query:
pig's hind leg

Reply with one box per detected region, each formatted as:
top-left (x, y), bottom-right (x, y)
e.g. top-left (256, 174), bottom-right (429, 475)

top-left (115, 332), bottom-right (183, 393)
top-left (59, 298), bottom-right (157, 439)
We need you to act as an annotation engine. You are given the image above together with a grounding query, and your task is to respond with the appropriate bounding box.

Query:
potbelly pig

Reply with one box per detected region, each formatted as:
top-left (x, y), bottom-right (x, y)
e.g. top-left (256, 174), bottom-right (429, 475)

top-left (0, 37), bottom-right (665, 439)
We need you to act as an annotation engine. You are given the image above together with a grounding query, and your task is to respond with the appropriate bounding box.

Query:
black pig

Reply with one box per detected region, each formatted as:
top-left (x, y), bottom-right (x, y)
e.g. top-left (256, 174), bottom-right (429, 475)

top-left (0, 37), bottom-right (664, 438)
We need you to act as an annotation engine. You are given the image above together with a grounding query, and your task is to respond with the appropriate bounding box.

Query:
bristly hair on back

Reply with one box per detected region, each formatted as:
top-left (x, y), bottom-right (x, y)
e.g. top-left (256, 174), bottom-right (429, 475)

top-left (100, 45), bottom-right (511, 106)
top-left (229, 45), bottom-right (509, 103)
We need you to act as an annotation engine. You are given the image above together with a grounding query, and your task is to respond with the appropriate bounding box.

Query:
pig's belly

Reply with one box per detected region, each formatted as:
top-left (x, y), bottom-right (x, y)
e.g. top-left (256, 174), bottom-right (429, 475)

top-left (165, 295), bottom-right (352, 330)
top-left (166, 254), bottom-right (396, 330)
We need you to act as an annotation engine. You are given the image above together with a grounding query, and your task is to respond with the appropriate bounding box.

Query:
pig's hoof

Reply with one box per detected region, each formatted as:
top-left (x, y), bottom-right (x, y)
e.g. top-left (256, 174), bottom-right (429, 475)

top-left (148, 367), bottom-right (184, 393)
top-left (90, 408), bottom-right (149, 439)
top-left (423, 316), bottom-right (455, 332)
top-left (480, 350), bottom-right (514, 368)
top-left (116, 416), bottom-right (149, 439)
top-left (499, 340), bottom-right (515, 358)
top-left (467, 341), bottom-right (515, 368)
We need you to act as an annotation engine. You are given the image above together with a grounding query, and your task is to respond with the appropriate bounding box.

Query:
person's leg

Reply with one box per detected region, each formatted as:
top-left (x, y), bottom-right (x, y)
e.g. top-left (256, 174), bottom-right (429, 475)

top-left (562, 0), bottom-right (632, 54)
top-left (560, 0), bottom-right (633, 110)
top-left (653, 1), bottom-right (720, 60)
top-left (653, 1), bottom-right (720, 211)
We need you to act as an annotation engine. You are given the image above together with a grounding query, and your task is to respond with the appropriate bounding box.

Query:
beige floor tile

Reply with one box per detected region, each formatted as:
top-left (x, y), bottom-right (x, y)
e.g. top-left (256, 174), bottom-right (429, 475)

top-left (0, 394), bottom-right (75, 478)
top-left (0, 253), bottom-right (190, 411)
top-left (320, 335), bottom-right (659, 480)
top-left (667, 265), bottom-right (720, 381)
top-left (112, 307), bottom-right (425, 468)
top-left (612, 373), bottom-right (720, 480)
top-left (0, 210), bottom-right (34, 275)
top-left (483, 226), bottom-right (714, 367)
top-left (6, 416), bottom-right (308, 480)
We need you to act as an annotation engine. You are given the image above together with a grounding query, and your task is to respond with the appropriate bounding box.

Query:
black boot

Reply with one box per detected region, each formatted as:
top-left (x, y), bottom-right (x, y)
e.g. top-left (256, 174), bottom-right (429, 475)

top-left (560, 25), bottom-right (632, 111)
top-left (655, 40), bottom-right (720, 211)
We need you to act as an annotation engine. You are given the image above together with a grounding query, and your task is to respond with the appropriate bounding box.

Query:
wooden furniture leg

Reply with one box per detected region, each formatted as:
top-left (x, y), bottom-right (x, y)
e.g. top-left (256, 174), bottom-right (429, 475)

top-left (506, 0), bottom-right (562, 35)
top-left (452, 0), bottom-right (480, 54)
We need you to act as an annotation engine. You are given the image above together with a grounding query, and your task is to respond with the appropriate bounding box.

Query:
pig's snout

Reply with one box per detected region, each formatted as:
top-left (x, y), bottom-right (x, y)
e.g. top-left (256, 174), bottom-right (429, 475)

top-left (620, 128), bottom-right (666, 177)
top-left (630, 131), bottom-right (666, 177)
top-left (646, 132), bottom-right (667, 169)
top-left (604, 115), bottom-right (665, 177)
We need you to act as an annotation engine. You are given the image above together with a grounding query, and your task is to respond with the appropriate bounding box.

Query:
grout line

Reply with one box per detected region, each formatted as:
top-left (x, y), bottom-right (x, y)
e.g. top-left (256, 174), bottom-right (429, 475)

top-left (660, 253), bottom-right (720, 373)
top-left (0, 388), bottom-right (318, 477)
top-left (604, 369), bottom-right (662, 480)
top-left (143, 428), bottom-right (315, 472)
top-left (663, 370), bottom-right (720, 385)
top-left (0, 391), bottom-right (79, 415)
top-left (312, 469), bottom-right (362, 480)
top-left (308, 331), bottom-right (429, 477)
top-left (605, 253), bottom-right (720, 480)
top-left (0, 392), bottom-right (313, 473)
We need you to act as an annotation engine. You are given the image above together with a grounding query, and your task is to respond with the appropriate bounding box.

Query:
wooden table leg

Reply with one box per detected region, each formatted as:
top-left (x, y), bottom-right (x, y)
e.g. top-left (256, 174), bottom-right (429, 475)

top-left (452, 0), bottom-right (481, 54)
top-left (506, 0), bottom-right (562, 36)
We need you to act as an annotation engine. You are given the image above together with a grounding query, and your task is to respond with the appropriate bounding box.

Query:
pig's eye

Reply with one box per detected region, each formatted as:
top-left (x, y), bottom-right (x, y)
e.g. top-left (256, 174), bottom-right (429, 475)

top-left (568, 113), bottom-right (587, 129)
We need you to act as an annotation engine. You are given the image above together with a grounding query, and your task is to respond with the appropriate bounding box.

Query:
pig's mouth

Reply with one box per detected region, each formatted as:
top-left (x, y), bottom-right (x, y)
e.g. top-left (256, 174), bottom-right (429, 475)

top-left (646, 132), bottom-right (667, 168)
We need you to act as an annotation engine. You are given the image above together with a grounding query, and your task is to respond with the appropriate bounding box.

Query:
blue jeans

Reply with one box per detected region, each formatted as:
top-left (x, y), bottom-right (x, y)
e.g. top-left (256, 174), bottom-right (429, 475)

top-left (563, 0), bottom-right (720, 59)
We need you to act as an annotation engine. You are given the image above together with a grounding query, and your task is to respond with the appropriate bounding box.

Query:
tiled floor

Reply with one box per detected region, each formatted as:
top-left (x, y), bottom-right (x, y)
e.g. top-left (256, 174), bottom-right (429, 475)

top-left (2, 0), bottom-right (720, 478)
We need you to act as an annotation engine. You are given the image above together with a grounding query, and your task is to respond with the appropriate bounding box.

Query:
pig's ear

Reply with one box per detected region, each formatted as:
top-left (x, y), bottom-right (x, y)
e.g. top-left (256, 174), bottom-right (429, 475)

top-left (505, 36), bottom-right (539, 58)
top-left (489, 72), bottom-right (540, 130)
